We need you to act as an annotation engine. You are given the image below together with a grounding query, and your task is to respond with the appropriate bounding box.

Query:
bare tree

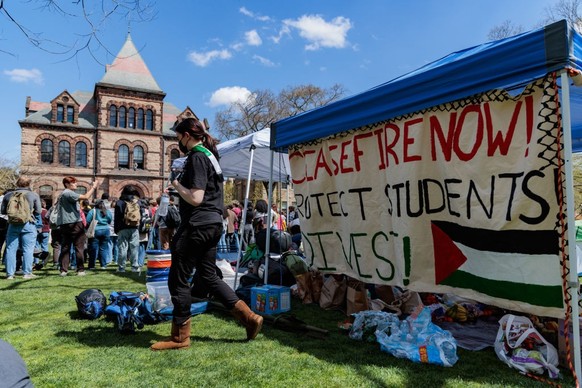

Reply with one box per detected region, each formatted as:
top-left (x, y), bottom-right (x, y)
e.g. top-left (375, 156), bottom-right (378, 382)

top-left (487, 20), bottom-right (525, 41)
top-left (279, 84), bottom-right (346, 118)
top-left (544, 0), bottom-right (582, 32)
top-left (214, 83), bottom-right (346, 140)
top-left (0, 156), bottom-right (20, 193)
top-left (489, 0), bottom-right (582, 40)
top-left (0, 0), bottom-right (156, 61)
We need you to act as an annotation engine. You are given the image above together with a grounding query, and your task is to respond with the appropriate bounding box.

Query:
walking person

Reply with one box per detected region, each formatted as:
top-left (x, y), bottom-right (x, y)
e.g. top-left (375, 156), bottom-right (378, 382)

top-left (0, 177), bottom-right (42, 279)
top-left (151, 118), bottom-right (262, 351)
top-left (55, 176), bottom-right (99, 276)
top-left (114, 186), bottom-right (141, 272)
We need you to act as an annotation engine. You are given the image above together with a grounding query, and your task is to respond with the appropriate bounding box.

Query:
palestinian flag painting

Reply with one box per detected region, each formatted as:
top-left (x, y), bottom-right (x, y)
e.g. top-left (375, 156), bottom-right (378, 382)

top-left (432, 220), bottom-right (564, 309)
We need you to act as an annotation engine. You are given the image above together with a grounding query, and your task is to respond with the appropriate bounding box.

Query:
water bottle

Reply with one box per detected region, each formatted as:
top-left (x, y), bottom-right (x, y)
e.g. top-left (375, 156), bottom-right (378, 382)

top-left (158, 194), bottom-right (169, 217)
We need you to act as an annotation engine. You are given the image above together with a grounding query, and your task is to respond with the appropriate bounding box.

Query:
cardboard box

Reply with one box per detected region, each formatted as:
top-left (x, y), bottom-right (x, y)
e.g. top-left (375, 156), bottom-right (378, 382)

top-left (251, 285), bottom-right (291, 314)
top-left (557, 317), bottom-right (582, 368)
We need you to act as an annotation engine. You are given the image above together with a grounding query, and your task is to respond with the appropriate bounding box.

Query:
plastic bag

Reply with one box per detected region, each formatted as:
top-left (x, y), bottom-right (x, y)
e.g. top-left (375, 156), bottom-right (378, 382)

top-left (350, 308), bottom-right (458, 367)
top-left (374, 307), bottom-right (459, 367)
top-left (494, 314), bottom-right (559, 379)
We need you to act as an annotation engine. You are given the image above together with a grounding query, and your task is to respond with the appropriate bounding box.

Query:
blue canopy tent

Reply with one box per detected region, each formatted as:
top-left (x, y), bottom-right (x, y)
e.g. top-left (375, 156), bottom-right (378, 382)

top-left (271, 20), bottom-right (582, 151)
top-left (271, 20), bottom-right (582, 380)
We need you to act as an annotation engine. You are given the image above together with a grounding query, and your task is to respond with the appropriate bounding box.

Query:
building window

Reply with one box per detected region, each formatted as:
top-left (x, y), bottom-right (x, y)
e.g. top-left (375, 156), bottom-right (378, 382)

top-left (128, 107), bottom-right (135, 128)
top-left (109, 105), bottom-right (117, 127)
top-left (41, 139), bottom-right (53, 163)
top-left (170, 149), bottom-right (180, 164)
top-left (58, 140), bottom-right (70, 166)
top-left (57, 104), bottom-right (64, 122)
top-left (146, 109), bottom-right (153, 130)
top-left (75, 142), bottom-right (87, 167)
top-left (133, 146), bottom-right (144, 169)
top-left (75, 187), bottom-right (87, 195)
top-left (39, 185), bottom-right (54, 208)
top-left (67, 106), bottom-right (74, 123)
top-left (119, 106), bottom-right (127, 128)
top-left (137, 108), bottom-right (144, 129)
top-left (118, 144), bottom-right (129, 169)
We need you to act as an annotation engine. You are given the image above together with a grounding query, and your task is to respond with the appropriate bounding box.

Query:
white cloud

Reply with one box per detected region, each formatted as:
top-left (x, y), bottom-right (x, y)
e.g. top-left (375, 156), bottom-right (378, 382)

top-left (239, 7), bottom-right (271, 22)
top-left (187, 49), bottom-right (232, 67)
top-left (283, 15), bottom-right (352, 50)
top-left (231, 42), bottom-right (244, 51)
top-left (4, 68), bottom-right (44, 84)
top-left (208, 86), bottom-right (252, 107)
top-left (270, 25), bottom-right (291, 44)
top-left (239, 6), bottom-right (253, 17)
top-left (253, 55), bottom-right (276, 67)
top-left (245, 30), bottom-right (262, 46)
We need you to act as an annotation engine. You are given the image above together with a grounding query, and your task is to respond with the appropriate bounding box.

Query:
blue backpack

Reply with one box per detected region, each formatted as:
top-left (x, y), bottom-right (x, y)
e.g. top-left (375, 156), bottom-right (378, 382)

top-left (75, 289), bottom-right (107, 320)
top-left (104, 291), bottom-right (165, 333)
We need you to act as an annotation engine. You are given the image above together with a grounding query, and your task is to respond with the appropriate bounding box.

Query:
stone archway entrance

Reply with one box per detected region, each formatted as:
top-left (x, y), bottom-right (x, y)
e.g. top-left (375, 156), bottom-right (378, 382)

top-left (121, 184), bottom-right (145, 199)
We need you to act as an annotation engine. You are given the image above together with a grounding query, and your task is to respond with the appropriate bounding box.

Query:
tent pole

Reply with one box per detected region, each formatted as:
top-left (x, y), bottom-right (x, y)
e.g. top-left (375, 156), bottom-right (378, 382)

top-left (233, 145), bottom-right (256, 290)
top-left (264, 150), bottom-right (275, 284)
top-left (561, 71), bottom-right (581, 383)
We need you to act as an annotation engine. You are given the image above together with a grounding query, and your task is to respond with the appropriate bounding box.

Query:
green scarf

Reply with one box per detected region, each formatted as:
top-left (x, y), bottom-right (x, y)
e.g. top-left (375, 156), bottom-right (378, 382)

top-left (192, 144), bottom-right (223, 176)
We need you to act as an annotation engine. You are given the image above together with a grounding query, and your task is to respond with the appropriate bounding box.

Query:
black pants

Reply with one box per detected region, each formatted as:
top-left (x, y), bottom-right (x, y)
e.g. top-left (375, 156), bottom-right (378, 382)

top-left (169, 222), bottom-right (239, 325)
top-left (58, 222), bottom-right (86, 273)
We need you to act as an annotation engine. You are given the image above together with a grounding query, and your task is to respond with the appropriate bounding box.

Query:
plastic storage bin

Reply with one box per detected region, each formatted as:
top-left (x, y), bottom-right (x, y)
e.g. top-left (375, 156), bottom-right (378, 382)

top-left (146, 281), bottom-right (173, 311)
top-left (251, 285), bottom-right (290, 314)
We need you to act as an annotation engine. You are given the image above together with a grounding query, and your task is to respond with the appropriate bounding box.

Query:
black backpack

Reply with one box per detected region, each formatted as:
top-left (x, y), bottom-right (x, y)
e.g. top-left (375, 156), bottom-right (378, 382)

top-left (75, 289), bottom-right (107, 320)
top-left (165, 205), bottom-right (181, 229)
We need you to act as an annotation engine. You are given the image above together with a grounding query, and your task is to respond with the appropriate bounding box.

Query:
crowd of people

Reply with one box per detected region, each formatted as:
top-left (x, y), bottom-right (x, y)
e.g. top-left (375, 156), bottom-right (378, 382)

top-left (0, 176), bottom-right (183, 279)
top-left (0, 118), bottom-right (301, 350)
top-left (0, 175), bottom-right (301, 281)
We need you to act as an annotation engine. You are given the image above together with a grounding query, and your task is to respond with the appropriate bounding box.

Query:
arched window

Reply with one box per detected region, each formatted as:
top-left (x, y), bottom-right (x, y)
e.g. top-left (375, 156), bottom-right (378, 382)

top-left (40, 139), bottom-right (53, 163)
top-left (39, 185), bottom-right (53, 207)
top-left (118, 145), bottom-right (129, 169)
top-left (128, 107), bottom-right (135, 129)
top-left (75, 186), bottom-right (87, 195)
top-left (109, 105), bottom-right (117, 127)
top-left (133, 146), bottom-right (144, 169)
top-left (146, 109), bottom-right (153, 130)
top-left (67, 106), bottom-right (74, 123)
top-left (75, 142), bottom-right (87, 167)
top-left (58, 140), bottom-right (70, 166)
top-left (119, 106), bottom-right (127, 128)
top-left (137, 108), bottom-right (144, 129)
top-left (170, 149), bottom-right (180, 164)
top-left (57, 104), bottom-right (64, 122)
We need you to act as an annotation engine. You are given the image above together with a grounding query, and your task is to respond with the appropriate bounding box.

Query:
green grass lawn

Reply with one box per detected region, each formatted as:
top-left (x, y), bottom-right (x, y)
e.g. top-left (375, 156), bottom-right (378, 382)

top-left (0, 265), bottom-right (576, 387)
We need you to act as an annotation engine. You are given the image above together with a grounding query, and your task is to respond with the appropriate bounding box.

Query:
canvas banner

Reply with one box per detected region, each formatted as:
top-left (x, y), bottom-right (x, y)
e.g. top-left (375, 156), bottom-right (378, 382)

top-left (289, 76), bottom-right (568, 318)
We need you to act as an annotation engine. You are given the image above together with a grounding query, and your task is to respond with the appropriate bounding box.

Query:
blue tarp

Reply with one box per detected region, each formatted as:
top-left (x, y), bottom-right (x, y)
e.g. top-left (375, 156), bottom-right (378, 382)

top-left (272, 20), bottom-right (582, 152)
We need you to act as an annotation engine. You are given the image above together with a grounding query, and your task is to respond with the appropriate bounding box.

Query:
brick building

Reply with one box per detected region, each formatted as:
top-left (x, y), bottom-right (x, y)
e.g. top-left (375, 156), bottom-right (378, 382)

top-left (19, 34), bottom-right (198, 206)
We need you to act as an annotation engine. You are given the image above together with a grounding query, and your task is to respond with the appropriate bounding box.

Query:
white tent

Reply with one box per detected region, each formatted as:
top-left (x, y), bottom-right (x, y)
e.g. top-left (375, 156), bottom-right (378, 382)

top-left (217, 128), bottom-right (291, 286)
top-left (217, 128), bottom-right (291, 182)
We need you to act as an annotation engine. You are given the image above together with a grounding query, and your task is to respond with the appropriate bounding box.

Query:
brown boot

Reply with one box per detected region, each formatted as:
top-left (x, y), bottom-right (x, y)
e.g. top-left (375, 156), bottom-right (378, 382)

top-left (150, 318), bottom-right (191, 351)
top-left (231, 300), bottom-right (263, 340)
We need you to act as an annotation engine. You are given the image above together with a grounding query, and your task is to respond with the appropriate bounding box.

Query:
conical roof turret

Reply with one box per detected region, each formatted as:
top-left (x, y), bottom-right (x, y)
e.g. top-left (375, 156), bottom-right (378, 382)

top-left (98, 33), bottom-right (163, 92)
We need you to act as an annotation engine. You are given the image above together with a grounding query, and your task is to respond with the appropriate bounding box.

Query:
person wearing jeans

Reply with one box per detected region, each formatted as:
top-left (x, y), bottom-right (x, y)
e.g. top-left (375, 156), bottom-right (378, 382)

top-left (0, 176), bottom-right (42, 280)
top-left (86, 201), bottom-right (112, 268)
top-left (114, 185), bottom-right (140, 272)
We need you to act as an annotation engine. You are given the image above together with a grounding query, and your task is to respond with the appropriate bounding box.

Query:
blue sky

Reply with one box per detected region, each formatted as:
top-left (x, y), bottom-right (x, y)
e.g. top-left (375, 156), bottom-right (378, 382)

top-left (0, 0), bottom-right (561, 161)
